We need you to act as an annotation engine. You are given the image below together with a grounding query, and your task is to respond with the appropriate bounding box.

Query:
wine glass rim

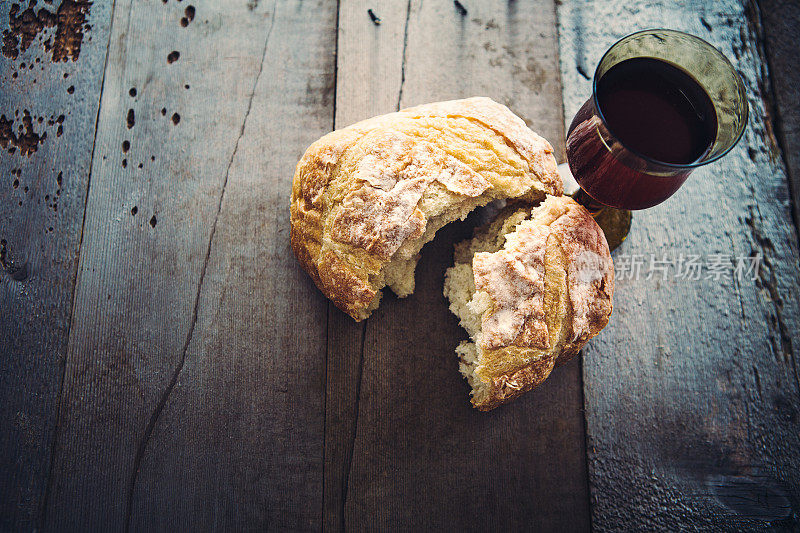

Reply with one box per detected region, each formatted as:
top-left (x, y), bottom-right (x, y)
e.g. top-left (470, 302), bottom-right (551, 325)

top-left (591, 28), bottom-right (749, 169)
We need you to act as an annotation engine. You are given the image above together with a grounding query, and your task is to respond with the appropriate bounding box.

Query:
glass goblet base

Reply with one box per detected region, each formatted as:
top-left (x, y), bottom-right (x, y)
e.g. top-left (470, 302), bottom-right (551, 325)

top-left (557, 163), bottom-right (631, 251)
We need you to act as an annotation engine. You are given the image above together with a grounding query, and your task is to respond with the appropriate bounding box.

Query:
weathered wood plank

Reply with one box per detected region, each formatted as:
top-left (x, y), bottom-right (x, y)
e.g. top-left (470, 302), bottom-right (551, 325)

top-left (0, 1), bottom-right (113, 529)
top-left (327, 1), bottom-right (590, 530)
top-left (44, 0), bottom-right (335, 530)
top-left (324, 2), bottom-right (406, 530)
top-left (757, 0), bottom-right (800, 237)
top-left (126, 1), bottom-right (336, 528)
top-left (557, 1), bottom-right (800, 529)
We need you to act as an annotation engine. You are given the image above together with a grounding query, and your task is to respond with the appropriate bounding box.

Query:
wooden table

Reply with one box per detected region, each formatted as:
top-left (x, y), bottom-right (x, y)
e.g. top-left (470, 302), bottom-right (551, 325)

top-left (2, 0), bottom-right (798, 530)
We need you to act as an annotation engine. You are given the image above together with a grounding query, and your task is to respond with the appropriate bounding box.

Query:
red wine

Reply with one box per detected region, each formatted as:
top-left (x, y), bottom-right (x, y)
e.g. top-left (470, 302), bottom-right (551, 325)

top-left (598, 58), bottom-right (717, 164)
top-left (567, 57), bottom-right (718, 210)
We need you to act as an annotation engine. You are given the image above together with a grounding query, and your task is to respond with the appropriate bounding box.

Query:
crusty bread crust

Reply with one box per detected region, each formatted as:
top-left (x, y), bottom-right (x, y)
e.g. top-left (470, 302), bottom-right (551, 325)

top-left (445, 196), bottom-right (614, 410)
top-left (471, 352), bottom-right (558, 411)
top-left (550, 199), bottom-right (614, 365)
top-left (290, 97), bottom-right (562, 320)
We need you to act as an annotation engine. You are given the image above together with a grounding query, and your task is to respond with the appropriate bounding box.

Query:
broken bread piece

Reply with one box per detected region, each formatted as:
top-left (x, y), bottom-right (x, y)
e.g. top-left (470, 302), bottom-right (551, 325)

top-left (290, 97), bottom-right (562, 320)
top-left (443, 195), bottom-right (614, 410)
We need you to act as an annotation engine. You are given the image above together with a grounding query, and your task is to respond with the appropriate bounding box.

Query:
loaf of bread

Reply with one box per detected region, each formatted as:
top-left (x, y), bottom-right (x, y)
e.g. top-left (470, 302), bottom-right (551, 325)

top-left (444, 195), bottom-right (614, 410)
top-left (290, 97), bottom-right (562, 320)
top-left (290, 98), bottom-right (614, 411)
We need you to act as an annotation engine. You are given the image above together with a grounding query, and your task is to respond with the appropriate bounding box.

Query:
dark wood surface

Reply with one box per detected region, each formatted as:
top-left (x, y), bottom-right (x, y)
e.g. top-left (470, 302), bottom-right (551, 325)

top-left (759, 0), bottom-right (800, 234)
top-left (0, 1), bottom-right (114, 529)
top-left (42, 1), bottom-right (334, 530)
top-left (558, 0), bottom-right (800, 530)
top-left (1, 0), bottom-right (798, 531)
top-left (326, 1), bottom-right (589, 531)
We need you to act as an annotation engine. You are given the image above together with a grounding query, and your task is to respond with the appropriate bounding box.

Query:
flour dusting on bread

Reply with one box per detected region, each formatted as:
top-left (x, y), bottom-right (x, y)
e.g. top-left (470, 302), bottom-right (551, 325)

top-left (444, 195), bottom-right (614, 410)
top-left (290, 97), bottom-right (562, 320)
top-left (330, 133), bottom-right (492, 261)
top-left (472, 222), bottom-right (549, 350)
top-left (290, 97), bottom-right (614, 411)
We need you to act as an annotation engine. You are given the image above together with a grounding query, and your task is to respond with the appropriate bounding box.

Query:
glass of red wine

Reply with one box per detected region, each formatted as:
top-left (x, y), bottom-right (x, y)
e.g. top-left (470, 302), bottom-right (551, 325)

top-left (565, 29), bottom-right (748, 248)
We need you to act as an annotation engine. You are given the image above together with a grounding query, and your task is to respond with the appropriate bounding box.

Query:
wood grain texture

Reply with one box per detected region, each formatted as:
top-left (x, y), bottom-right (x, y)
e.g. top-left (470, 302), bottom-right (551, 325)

top-left (4, 0), bottom-right (795, 530)
top-left (324, 2), bottom-right (406, 530)
top-left (0, 2), bottom-right (114, 529)
top-left (127, 1), bottom-right (336, 529)
top-left (557, 0), bottom-right (800, 529)
top-left (326, 1), bottom-right (589, 531)
top-left (43, 1), bottom-right (335, 530)
top-left (757, 0), bottom-right (800, 238)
